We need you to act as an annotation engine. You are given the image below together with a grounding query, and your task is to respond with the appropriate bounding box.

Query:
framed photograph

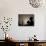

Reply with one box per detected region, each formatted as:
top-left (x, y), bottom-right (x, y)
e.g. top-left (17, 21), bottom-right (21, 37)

top-left (18, 14), bottom-right (34, 26)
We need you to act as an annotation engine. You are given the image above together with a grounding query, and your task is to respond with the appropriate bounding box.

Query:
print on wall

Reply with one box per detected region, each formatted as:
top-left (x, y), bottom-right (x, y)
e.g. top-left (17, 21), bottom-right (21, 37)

top-left (18, 14), bottom-right (34, 26)
top-left (29, 0), bottom-right (44, 8)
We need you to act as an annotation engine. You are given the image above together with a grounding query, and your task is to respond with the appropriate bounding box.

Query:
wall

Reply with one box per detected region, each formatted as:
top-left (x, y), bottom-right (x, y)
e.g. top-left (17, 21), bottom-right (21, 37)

top-left (0, 0), bottom-right (46, 40)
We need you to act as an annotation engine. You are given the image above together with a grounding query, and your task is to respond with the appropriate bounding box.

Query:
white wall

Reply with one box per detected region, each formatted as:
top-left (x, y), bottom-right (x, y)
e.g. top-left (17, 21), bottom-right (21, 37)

top-left (0, 0), bottom-right (46, 40)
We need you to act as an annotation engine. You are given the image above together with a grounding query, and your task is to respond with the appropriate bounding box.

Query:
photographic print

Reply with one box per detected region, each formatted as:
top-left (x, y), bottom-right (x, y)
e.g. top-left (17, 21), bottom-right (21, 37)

top-left (18, 14), bottom-right (34, 26)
